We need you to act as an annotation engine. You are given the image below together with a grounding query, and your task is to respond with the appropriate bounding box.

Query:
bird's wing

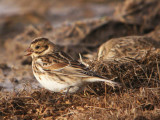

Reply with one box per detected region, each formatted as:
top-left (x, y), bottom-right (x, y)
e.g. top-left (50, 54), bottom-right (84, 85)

top-left (37, 51), bottom-right (92, 77)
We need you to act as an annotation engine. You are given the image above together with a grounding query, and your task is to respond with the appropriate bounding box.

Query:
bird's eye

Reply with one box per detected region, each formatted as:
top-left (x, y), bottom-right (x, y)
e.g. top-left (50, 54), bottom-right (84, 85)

top-left (35, 45), bottom-right (40, 49)
top-left (45, 45), bottom-right (48, 49)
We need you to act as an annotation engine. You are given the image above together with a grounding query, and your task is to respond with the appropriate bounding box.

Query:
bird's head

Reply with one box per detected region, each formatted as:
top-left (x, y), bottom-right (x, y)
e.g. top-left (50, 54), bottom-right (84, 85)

top-left (25, 37), bottom-right (57, 58)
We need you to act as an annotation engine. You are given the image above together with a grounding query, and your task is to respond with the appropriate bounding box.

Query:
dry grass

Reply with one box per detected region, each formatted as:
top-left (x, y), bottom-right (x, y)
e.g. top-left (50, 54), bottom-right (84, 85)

top-left (90, 50), bottom-right (160, 89)
top-left (1, 88), bottom-right (160, 119)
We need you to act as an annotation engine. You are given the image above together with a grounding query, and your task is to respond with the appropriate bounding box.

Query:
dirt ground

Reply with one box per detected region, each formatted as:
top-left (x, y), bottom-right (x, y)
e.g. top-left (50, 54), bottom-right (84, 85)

top-left (0, 0), bottom-right (160, 119)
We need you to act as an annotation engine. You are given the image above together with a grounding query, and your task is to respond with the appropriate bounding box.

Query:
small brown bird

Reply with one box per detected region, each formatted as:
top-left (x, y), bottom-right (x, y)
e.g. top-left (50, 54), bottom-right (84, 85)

top-left (97, 36), bottom-right (156, 61)
top-left (25, 37), bottom-right (120, 93)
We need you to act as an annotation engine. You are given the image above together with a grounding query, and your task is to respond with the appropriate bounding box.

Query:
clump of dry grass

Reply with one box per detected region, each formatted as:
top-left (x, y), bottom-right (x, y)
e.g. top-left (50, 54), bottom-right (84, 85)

top-left (89, 50), bottom-right (160, 89)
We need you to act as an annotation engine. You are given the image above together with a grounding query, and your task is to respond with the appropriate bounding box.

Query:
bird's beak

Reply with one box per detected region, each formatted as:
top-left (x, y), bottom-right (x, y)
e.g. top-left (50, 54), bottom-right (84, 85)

top-left (25, 47), bottom-right (33, 56)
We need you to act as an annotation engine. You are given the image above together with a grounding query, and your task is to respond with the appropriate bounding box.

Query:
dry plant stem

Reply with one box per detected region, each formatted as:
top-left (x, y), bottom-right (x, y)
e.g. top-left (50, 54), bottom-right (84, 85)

top-left (105, 82), bottom-right (107, 108)
top-left (156, 58), bottom-right (160, 81)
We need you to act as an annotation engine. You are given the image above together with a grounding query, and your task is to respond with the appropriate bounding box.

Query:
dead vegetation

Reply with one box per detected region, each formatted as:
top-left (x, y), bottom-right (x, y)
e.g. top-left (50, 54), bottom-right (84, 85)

top-left (0, 0), bottom-right (160, 119)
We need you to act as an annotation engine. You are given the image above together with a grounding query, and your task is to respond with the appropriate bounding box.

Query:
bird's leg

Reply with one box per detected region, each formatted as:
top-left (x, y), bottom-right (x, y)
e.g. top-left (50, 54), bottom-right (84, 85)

top-left (56, 87), bottom-right (72, 102)
top-left (64, 86), bottom-right (72, 98)
top-left (55, 88), bottom-right (70, 102)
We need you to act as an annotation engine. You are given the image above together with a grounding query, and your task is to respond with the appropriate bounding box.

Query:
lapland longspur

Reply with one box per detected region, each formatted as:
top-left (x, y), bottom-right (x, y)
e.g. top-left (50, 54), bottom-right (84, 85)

top-left (98, 36), bottom-right (156, 61)
top-left (25, 37), bottom-right (120, 93)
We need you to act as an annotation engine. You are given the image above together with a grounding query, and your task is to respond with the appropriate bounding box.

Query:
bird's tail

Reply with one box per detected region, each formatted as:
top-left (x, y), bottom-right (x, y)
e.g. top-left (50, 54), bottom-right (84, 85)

top-left (85, 77), bottom-right (121, 89)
